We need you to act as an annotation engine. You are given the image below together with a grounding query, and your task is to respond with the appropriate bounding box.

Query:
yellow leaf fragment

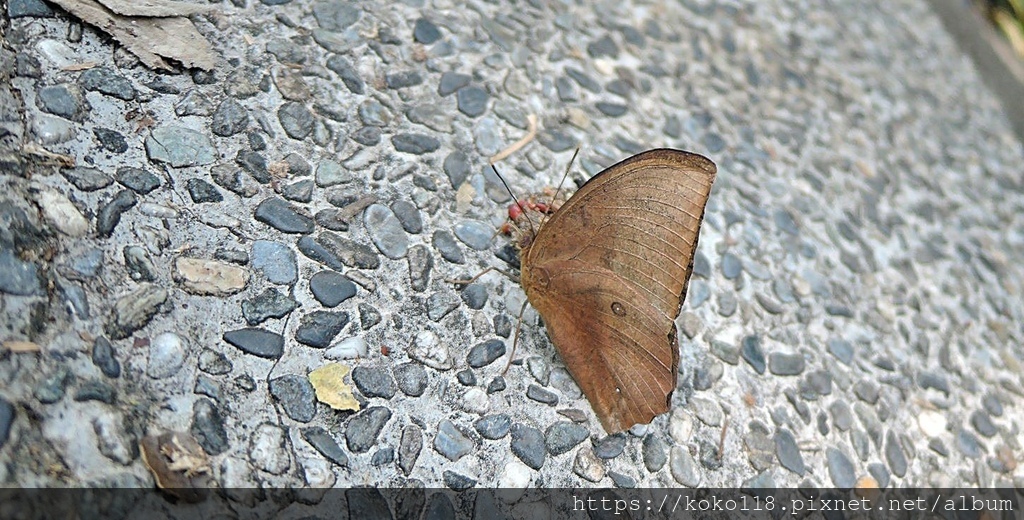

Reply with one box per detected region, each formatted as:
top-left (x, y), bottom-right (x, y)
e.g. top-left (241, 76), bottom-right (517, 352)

top-left (308, 363), bottom-right (360, 411)
top-left (3, 340), bottom-right (41, 353)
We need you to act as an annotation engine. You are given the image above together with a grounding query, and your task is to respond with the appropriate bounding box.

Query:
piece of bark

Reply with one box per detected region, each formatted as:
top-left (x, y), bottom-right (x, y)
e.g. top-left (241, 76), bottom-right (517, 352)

top-left (96, 0), bottom-right (215, 17)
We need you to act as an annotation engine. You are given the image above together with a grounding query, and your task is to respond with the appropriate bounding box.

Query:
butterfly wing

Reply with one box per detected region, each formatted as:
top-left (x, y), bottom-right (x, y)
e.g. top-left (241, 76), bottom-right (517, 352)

top-left (521, 149), bottom-right (716, 433)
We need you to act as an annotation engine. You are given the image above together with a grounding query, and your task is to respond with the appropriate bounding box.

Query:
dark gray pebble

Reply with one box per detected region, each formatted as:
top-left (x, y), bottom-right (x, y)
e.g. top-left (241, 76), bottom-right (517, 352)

top-left (236, 149), bottom-right (269, 183)
top-left (62, 166), bottom-right (112, 191)
top-left (438, 72), bottom-right (471, 96)
top-left (457, 86), bottom-right (489, 117)
top-left (434, 420), bottom-right (475, 461)
top-left (194, 374), bottom-right (220, 402)
top-left (386, 70), bottom-right (423, 89)
top-left (394, 362), bottom-right (427, 397)
top-left (587, 34), bottom-right (619, 58)
top-left (116, 167), bottom-right (160, 194)
top-left (769, 352), bottom-right (805, 376)
top-left (254, 197), bottom-right (313, 234)
top-left (223, 328), bottom-right (284, 359)
top-left (359, 303), bottom-right (382, 330)
top-left (392, 134), bottom-right (440, 155)
top-left (309, 270), bottom-right (357, 307)
top-left (443, 470), bottom-right (476, 491)
top-left (459, 284), bottom-right (488, 310)
top-left (414, 18), bottom-right (442, 44)
top-left (212, 98), bottom-right (249, 136)
top-left (827, 338), bottom-right (854, 365)
top-left (269, 374), bottom-right (316, 422)
top-left (351, 126), bottom-right (381, 146)
top-left (370, 447), bottom-right (394, 466)
top-left (37, 83), bottom-right (89, 120)
top-left (774, 429), bottom-right (804, 475)
top-left (326, 55), bottom-right (364, 94)
top-left (885, 430), bottom-right (908, 477)
top-left (537, 129), bottom-right (576, 152)
top-left (970, 410), bottom-right (997, 437)
top-left (443, 150), bottom-right (471, 188)
top-left (0, 248), bottom-right (42, 296)
top-left (302, 426), bottom-right (349, 467)
top-left (191, 398), bottom-right (229, 455)
top-left (474, 414), bottom-right (511, 440)
top-left (242, 288), bottom-right (298, 325)
top-left (526, 384), bottom-right (558, 406)
top-left (316, 232), bottom-right (382, 269)
top-left (346, 406), bottom-right (392, 453)
top-left (467, 339), bottom-right (505, 368)
top-left (721, 252), bottom-right (742, 279)
top-left (352, 366), bottom-right (396, 399)
top-left (596, 102), bottom-right (627, 117)
top-left (545, 421), bottom-right (589, 456)
top-left (73, 380), bottom-right (115, 404)
top-left (918, 371), bottom-right (950, 395)
top-left (642, 435), bottom-right (667, 471)
top-left (93, 127), bottom-right (128, 153)
top-left (825, 447), bottom-right (855, 488)
top-left (432, 230), bottom-right (464, 264)
top-left (407, 244), bottom-right (433, 293)
top-left (741, 335), bottom-right (766, 374)
top-left (34, 370), bottom-right (70, 404)
top-left (91, 336), bottom-right (120, 378)
top-left (510, 424), bottom-right (546, 470)
top-left (391, 200), bottom-right (423, 234)
top-left (278, 101), bottom-right (314, 140)
top-left (198, 348), bottom-right (232, 375)
top-left (456, 369), bottom-right (477, 386)
top-left (593, 433), bottom-right (626, 459)
top-left (295, 310), bottom-right (349, 348)
top-left (487, 376), bottom-right (506, 394)
top-left (96, 190), bottom-right (137, 237)
top-left (186, 178), bottom-right (222, 203)
top-left (565, 68), bottom-right (601, 92)
top-left (0, 398), bottom-right (13, 449)
top-left (297, 236), bottom-right (346, 271)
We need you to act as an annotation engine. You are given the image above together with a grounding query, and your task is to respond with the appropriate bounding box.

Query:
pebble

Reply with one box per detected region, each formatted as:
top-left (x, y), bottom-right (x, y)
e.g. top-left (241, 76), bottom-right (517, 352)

top-left (352, 366), bottom-right (396, 399)
top-left (527, 357), bottom-right (551, 386)
top-left (269, 375), bottom-right (317, 423)
top-left (885, 431), bottom-right (908, 477)
top-left (443, 150), bottom-right (471, 188)
top-left (198, 349), bottom-right (232, 375)
top-left (826, 447), bottom-right (856, 488)
top-left (254, 197), bottom-right (314, 234)
top-left (394, 362), bottom-right (428, 396)
top-left (407, 104), bottom-right (452, 132)
top-left (326, 55), bottom-right (364, 94)
top-left (385, 70), bottom-right (423, 89)
top-left (596, 102), bottom-right (627, 117)
top-left (278, 102), bottom-right (314, 139)
top-left (302, 427), bottom-right (349, 467)
top-left (295, 311), bottom-right (349, 348)
top-left (467, 339), bottom-right (506, 368)
top-left (413, 18), bottom-right (442, 44)
top-left (309, 271), bottom-right (357, 307)
top-left (74, 380), bottom-right (116, 403)
top-left (526, 385), bottom-right (558, 406)
top-left (211, 98), bottom-right (249, 136)
top-left (173, 257), bottom-right (248, 296)
top-left (91, 336), bottom-right (120, 378)
top-left (223, 328), bottom-right (285, 359)
top-left (398, 425), bottom-right (423, 475)
top-left (775, 428), bottom-right (804, 475)
top-left (297, 235), bottom-right (346, 271)
top-left (510, 424), bottom-right (546, 470)
top-left (591, 434), bottom-right (626, 460)
top-left (574, 447), bottom-right (606, 482)
top-left (104, 284), bottom-right (167, 340)
top-left (325, 336), bottom-right (369, 359)
top-left (438, 72), bottom-right (471, 96)
top-left (982, 393), bottom-right (1003, 417)
top-left (123, 246), bottom-right (156, 282)
top-left (473, 117), bottom-right (503, 156)
top-left (241, 288), bottom-right (298, 325)
top-left (345, 406), bottom-right (391, 453)
top-left (92, 413), bottom-right (134, 465)
top-left (34, 369), bottom-right (69, 404)
top-left (315, 159), bottom-right (352, 187)
top-left (194, 375), bottom-right (220, 402)
top-left (251, 240), bottom-right (298, 285)
top-left (741, 335), bottom-right (766, 374)
top-left (37, 83), bottom-right (88, 120)
top-left (670, 446), bottom-right (700, 486)
top-left (186, 178), bottom-right (222, 203)
top-left (459, 284), bottom-right (488, 310)
top-left (147, 332), bottom-right (187, 379)
top-left (443, 470), bottom-right (476, 491)
top-left (390, 200), bottom-right (422, 234)
top-left (407, 244), bottom-right (433, 292)
top-left (434, 420), bottom-right (475, 462)
top-left (0, 248), bottom-right (42, 296)
top-left (957, 429), bottom-right (983, 458)
top-left (316, 232), bottom-right (381, 269)
top-left (474, 414), bottom-right (512, 440)
top-left (408, 330), bottom-right (452, 370)
top-left (457, 86), bottom-right (489, 117)
top-left (545, 422), bottom-right (590, 457)
top-left (917, 410), bottom-right (946, 437)
top-left (96, 190), bottom-right (137, 237)
top-left (32, 114), bottom-right (74, 144)
top-left (392, 134), bottom-right (440, 155)
top-left (721, 252), bottom-right (742, 279)
top-left (250, 423), bottom-right (291, 475)
top-left (113, 168), bottom-right (158, 195)
top-left (236, 150), bottom-right (270, 183)
top-left (282, 178), bottom-right (314, 202)
top-left (364, 204), bottom-right (409, 259)
top-left (642, 435), bottom-right (667, 472)
top-left (33, 186), bottom-right (89, 237)
top-left (453, 220), bottom-right (494, 250)
top-left (769, 352), bottom-right (806, 376)
top-left (145, 126), bottom-right (216, 167)
top-left (827, 338), bottom-right (854, 365)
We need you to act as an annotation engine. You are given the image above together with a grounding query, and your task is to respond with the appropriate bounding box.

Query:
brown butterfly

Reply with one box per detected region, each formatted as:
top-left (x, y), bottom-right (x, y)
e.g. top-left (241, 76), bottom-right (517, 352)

top-left (511, 148), bottom-right (716, 433)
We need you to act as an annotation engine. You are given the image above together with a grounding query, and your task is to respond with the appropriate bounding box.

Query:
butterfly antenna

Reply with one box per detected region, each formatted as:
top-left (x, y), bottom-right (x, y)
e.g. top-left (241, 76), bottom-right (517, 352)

top-left (501, 300), bottom-right (529, 375)
top-left (550, 147), bottom-right (580, 208)
top-left (491, 163), bottom-right (536, 235)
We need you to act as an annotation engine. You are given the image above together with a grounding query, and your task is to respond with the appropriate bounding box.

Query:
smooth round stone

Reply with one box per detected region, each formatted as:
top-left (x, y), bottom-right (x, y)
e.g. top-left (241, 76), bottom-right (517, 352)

top-left (769, 352), bottom-right (805, 376)
top-left (345, 407), bottom-right (392, 453)
top-left (593, 434), bottom-right (626, 459)
top-left (510, 424), bottom-right (546, 470)
top-left (394, 362), bottom-right (428, 397)
top-left (826, 447), bottom-right (856, 488)
top-left (467, 339), bottom-right (505, 368)
top-left (433, 231), bottom-right (465, 264)
top-left (670, 446), bottom-right (700, 486)
top-left (721, 252), bottom-right (742, 279)
top-left (413, 18), bottom-right (442, 44)
top-left (147, 332), bottom-right (187, 379)
top-left (223, 328), bottom-right (284, 359)
top-left (269, 375), bottom-right (316, 422)
top-left (434, 420), bottom-right (474, 462)
top-left (278, 102), bottom-right (314, 139)
top-left (116, 167), bottom-right (160, 194)
top-left (251, 240), bottom-right (297, 285)
top-left (443, 150), bottom-right (471, 188)
top-left (438, 72), bottom-right (471, 97)
top-left (352, 366), bottom-right (396, 399)
top-left (254, 197), bottom-right (313, 234)
top-left (95, 190), bottom-right (137, 237)
top-left (545, 422), bottom-right (589, 456)
top-left (475, 414), bottom-right (511, 440)
top-left (741, 335), bottom-right (766, 374)
top-left (32, 114), bottom-right (75, 144)
top-left (295, 311), bottom-right (349, 348)
top-left (390, 200), bottom-right (422, 234)
top-left (595, 102), bottom-right (627, 117)
top-left (473, 117), bottom-right (503, 157)
top-left (587, 34), bottom-right (619, 58)
top-left (526, 385), bottom-right (558, 405)
top-left (461, 388), bottom-right (489, 414)
top-left (826, 338), bottom-right (854, 365)
top-left (37, 83), bottom-right (88, 120)
top-left (363, 204), bottom-right (409, 260)
top-left (453, 220), bottom-right (494, 250)
top-left (309, 271), bottom-right (357, 307)
top-left (970, 410), bottom-right (997, 438)
top-left (315, 159), bottom-right (352, 187)
top-left (687, 280), bottom-right (709, 307)
top-left (642, 435), bottom-right (667, 472)
top-left (457, 86), bottom-right (489, 117)
top-left (957, 430), bottom-right (983, 458)
top-left (885, 431), bottom-right (908, 477)
top-left (459, 284), bottom-right (488, 310)
top-left (774, 429), bottom-right (804, 475)
top-left (392, 134), bottom-right (440, 155)
top-left (325, 336), bottom-right (368, 359)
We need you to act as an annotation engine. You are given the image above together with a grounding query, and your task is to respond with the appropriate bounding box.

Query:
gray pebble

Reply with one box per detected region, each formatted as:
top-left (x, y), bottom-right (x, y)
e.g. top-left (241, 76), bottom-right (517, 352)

top-left (254, 197), bottom-right (313, 234)
top-left (394, 362), bottom-right (427, 397)
top-left (740, 335), bottom-right (766, 374)
top-left (826, 338), bottom-right (854, 365)
top-left (346, 406), bottom-right (392, 453)
top-left (223, 328), bottom-right (285, 359)
top-left (186, 178), bottom-right (222, 203)
top-left (526, 384), bottom-right (558, 405)
top-left (0, 248), bottom-right (42, 295)
top-left (593, 433), bottom-right (626, 459)
top-left (426, 291), bottom-right (459, 321)
top-left (774, 428), bottom-right (804, 475)
top-left (392, 134), bottom-right (440, 155)
top-left (302, 426), bottom-right (348, 467)
top-left (236, 150), bottom-right (269, 183)
top-left (295, 310), bottom-right (349, 348)
top-left (315, 159), bottom-right (352, 187)
top-left (198, 348), bottom-right (232, 375)
top-left (467, 339), bottom-right (505, 368)
top-left (434, 420), bottom-right (475, 461)
top-left (74, 380), bottom-right (115, 404)
top-left (352, 366), bottom-right (396, 399)
top-left (692, 252), bottom-right (711, 278)
top-left (115, 167), bottom-right (160, 194)
top-left (703, 133), bottom-right (726, 153)
top-left (670, 445), bottom-right (700, 486)
top-left (386, 70), bottom-right (423, 89)
top-left (96, 189), bottom-right (137, 237)
top-left (358, 100), bottom-right (390, 126)
top-left (309, 271), bottom-right (357, 307)
top-left (769, 352), bottom-right (805, 376)
top-left (123, 246), bottom-right (156, 282)
top-left (194, 374), bottom-right (220, 401)
top-left (717, 292), bottom-right (737, 317)
top-left (642, 435), bottom-right (667, 472)
top-left (0, 398), bottom-right (13, 449)
top-left (918, 371), bottom-right (950, 395)
top-left (62, 166), bottom-right (112, 191)
top-left (91, 336), bottom-right (120, 378)
top-left (413, 18), bottom-right (442, 44)
top-left (326, 55), bottom-right (364, 94)
top-left (587, 34), bottom-right (619, 58)
top-left (885, 430), bottom-right (908, 477)
top-left (37, 83), bottom-right (89, 120)
top-left (145, 126), bottom-right (216, 167)
top-left (459, 284), bottom-right (488, 310)
top-left (297, 235), bottom-right (346, 271)
top-left (359, 303), bottom-right (382, 330)
top-left (982, 393), bottom-right (1003, 417)
top-left (747, 424), bottom-right (777, 471)
top-left (211, 98), bottom-right (249, 136)
top-left (487, 376), bottom-right (506, 394)
top-left (556, 77), bottom-right (579, 101)
top-left (93, 127), bottom-right (127, 153)
top-left (721, 252), bottom-right (742, 279)
top-left (970, 410), bottom-right (997, 438)
top-left (457, 86), bottom-right (489, 117)
top-left (565, 67), bottom-right (601, 92)
top-left (453, 220), bottom-right (494, 250)
top-left (456, 369), bottom-right (476, 386)
top-left (474, 414), bottom-right (511, 440)
top-left (278, 101), bottom-right (314, 139)
top-left (825, 447), bottom-right (855, 488)
top-left (957, 429), bottom-right (983, 458)
top-left (242, 288), bottom-right (298, 325)
top-left (147, 332), bottom-right (186, 379)
top-left (510, 423), bottom-right (546, 470)
top-left (545, 421), bottom-right (589, 456)
top-left (34, 369), bottom-right (69, 404)
top-left (251, 240), bottom-right (298, 285)
top-left (364, 204), bottom-right (409, 259)
top-left (104, 284), bottom-right (167, 340)
top-left (438, 72), bottom-right (471, 96)
top-left (443, 150), bottom-right (471, 188)
top-left (390, 200), bottom-right (422, 234)
top-left (407, 244), bottom-right (433, 292)
top-left (269, 375), bottom-right (316, 422)
top-left (191, 398), bottom-right (229, 455)
top-left (444, 470), bottom-right (476, 491)
top-left (853, 380), bottom-right (879, 404)
top-left (596, 102), bottom-right (627, 117)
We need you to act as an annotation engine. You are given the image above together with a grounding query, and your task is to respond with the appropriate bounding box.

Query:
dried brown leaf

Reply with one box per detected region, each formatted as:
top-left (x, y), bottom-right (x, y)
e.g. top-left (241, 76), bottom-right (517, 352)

top-left (96, 0), bottom-right (215, 17)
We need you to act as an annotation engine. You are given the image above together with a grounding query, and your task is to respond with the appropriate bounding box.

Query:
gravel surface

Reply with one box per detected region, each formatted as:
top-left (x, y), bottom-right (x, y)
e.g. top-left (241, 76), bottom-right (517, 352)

top-left (1, 0), bottom-right (1023, 498)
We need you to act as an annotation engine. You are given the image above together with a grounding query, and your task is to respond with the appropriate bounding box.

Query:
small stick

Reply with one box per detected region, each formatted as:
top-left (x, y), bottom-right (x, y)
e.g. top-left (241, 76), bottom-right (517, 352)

top-left (444, 266), bottom-right (518, 286)
top-left (501, 300), bottom-right (530, 375)
top-left (490, 114), bottom-right (538, 164)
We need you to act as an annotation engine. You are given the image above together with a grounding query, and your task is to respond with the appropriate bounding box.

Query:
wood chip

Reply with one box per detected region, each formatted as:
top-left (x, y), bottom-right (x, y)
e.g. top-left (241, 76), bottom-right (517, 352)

top-left (3, 341), bottom-right (41, 353)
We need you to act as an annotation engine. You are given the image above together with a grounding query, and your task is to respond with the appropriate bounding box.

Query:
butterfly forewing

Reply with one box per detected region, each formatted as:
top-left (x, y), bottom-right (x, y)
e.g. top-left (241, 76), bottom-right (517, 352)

top-left (520, 149), bottom-right (716, 433)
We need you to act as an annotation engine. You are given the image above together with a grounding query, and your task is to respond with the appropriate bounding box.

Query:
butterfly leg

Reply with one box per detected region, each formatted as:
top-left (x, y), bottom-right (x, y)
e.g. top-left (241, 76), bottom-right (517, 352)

top-left (444, 266), bottom-right (519, 285)
top-left (501, 300), bottom-right (530, 375)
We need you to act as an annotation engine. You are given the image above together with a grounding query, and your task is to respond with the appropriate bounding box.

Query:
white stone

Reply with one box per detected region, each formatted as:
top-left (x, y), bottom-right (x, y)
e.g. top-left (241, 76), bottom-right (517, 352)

top-left (173, 257), bottom-right (248, 296)
top-left (325, 336), bottom-right (368, 359)
top-left (670, 445), bottom-right (701, 487)
top-left (33, 186), bottom-right (89, 237)
top-left (199, 211), bottom-right (241, 229)
top-left (137, 203), bottom-right (179, 219)
top-left (36, 39), bottom-right (77, 67)
top-left (496, 461), bottom-right (532, 502)
top-left (249, 423), bottom-right (291, 475)
top-left (668, 408), bottom-right (694, 444)
top-left (31, 114), bottom-right (75, 144)
top-left (301, 458), bottom-right (336, 488)
top-left (147, 332), bottom-right (186, 379)
top-left (91, 413), bottom-right (135, 465)
top-left (461, 388), bottom-right (489, 415)
top-left (408, 330), bottom-right (452, 370)
top-left (573, 446), bottom-right (605, 483)
top-left (918, 410), bottom-right (947, 437)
